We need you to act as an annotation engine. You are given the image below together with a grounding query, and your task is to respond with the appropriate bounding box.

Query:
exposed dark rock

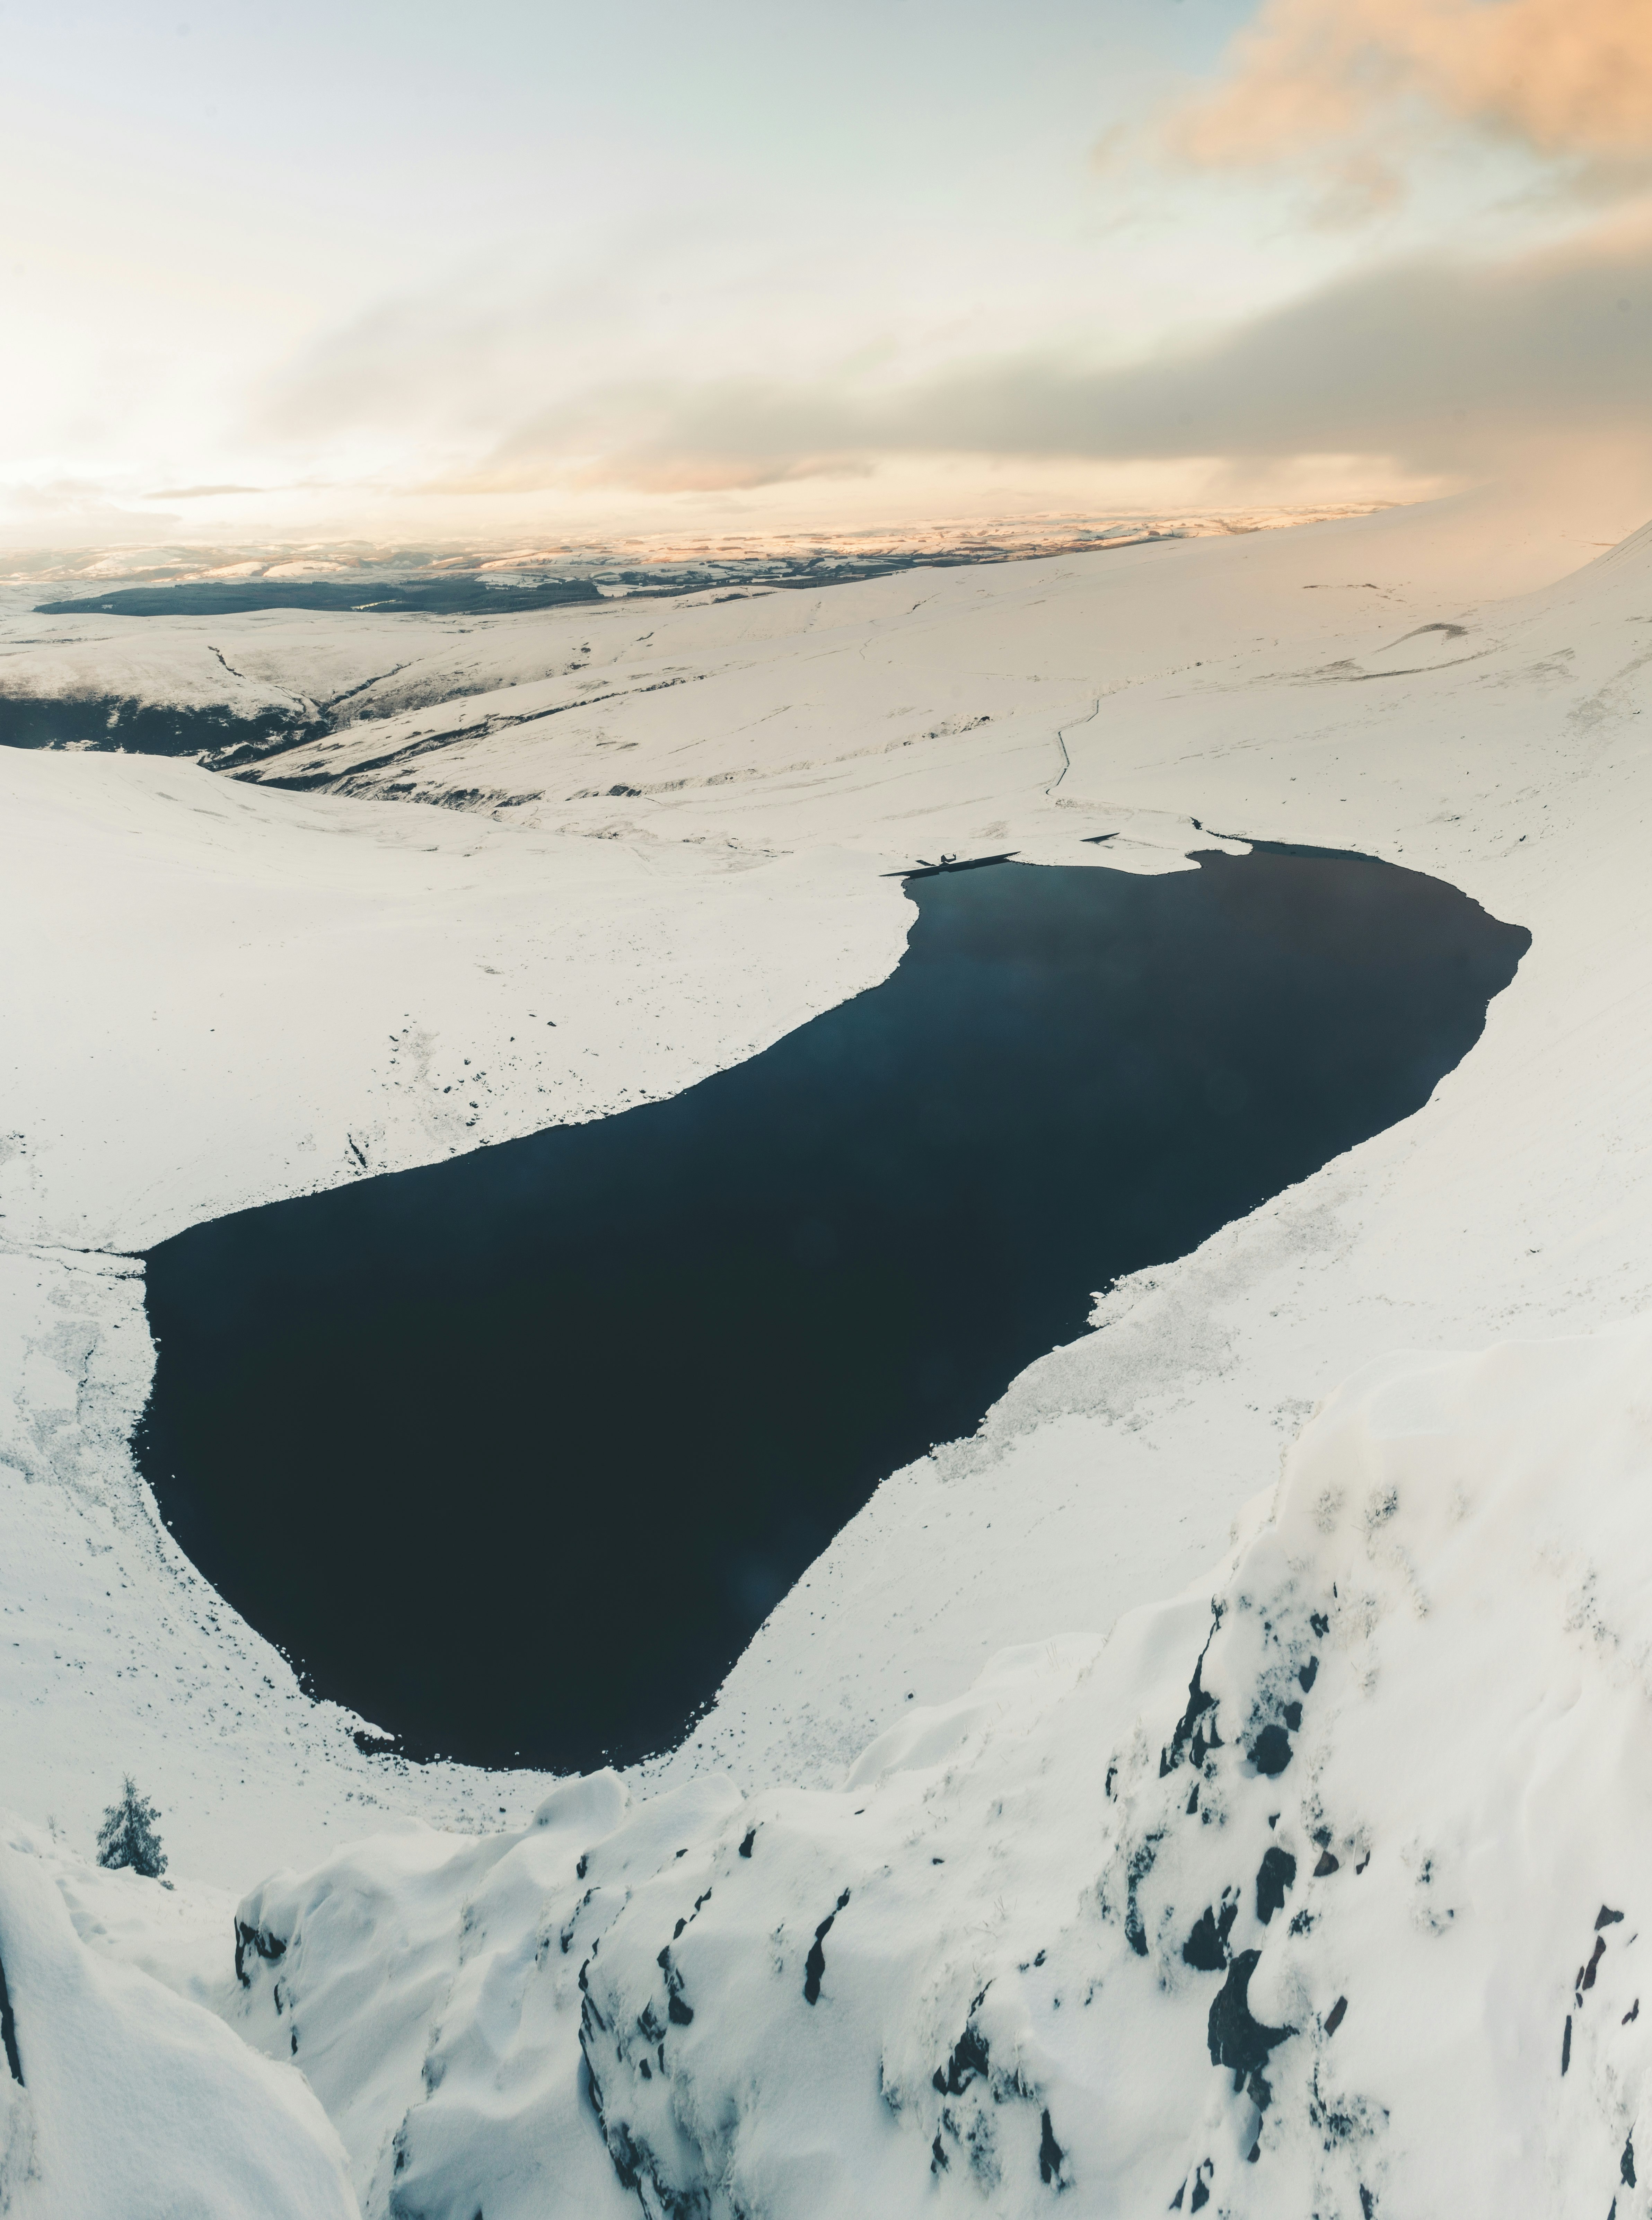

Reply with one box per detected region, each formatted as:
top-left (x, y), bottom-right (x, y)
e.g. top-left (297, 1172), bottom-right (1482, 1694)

top-left (1283, 1702), bottom-right (1303, 1732)
top-left (1324, 1996), bottom-right (1348, 2038)
top-left (933, 2023), bottom-right (991, 2096)
top-left (1163, 1618), bottom-right (1223, 1775)
top-left (1250, 1725), bottom-right (1292, 1777)
top-left (1598, 1905), bottom-right (1625, 1931)
top-left (654, 1944), bottom-right (695, 2026)
top-left (1256, 1847), bottom-right (1297, 1924)
top-left (1298, 1658), bottom-right (1319, 1692)
top-left (233, 1918), bottom-right (287, 1989)
top-left (1183, 1899), bottom-right (1238, 1972)
top-left (1314, 1850), bottom-right (1341, 1878)
top-left (1583, 1936), bottom-right (1607, 1992)
top-left (1624, 2137), bottom-right (1637, 2189)
top-left (803, 1889), bottom-right (851, 2005)
top-left (1207, 1952), bottom-right (1293, 2093)
top-left (1189, 2174), bottom-right (1209, 2210)
top-left (604, 2118), bottom-right (645, 2195)
top-left (738, 1829), bottom-right (755, 1858)
top-left (1562, 2015), bottom-right (1572, 2074)
top-left (0, 1947), bottom-right (21, 2085)
top-left (1310, 1613), bottom-right (1330, 1638)
top-left (1038, 2108), bottom-right (1066, 2188)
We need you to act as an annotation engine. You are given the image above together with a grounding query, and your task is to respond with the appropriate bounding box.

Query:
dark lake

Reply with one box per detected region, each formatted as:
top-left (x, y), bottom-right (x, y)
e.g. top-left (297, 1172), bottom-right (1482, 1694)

top-left (136, 847), bottom-right (1529, 1773)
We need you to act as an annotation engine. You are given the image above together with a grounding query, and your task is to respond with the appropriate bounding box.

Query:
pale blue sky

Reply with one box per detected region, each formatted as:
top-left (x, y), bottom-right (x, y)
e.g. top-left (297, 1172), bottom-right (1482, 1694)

top-left (1, 0), bottom-right (1645, 545)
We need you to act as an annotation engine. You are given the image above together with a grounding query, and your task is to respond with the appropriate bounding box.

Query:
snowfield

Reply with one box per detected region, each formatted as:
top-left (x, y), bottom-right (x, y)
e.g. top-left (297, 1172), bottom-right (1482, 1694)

top-left (0, 1821), bottom-right (355, 2219)
top-left (2, 486), bottom-right (1651, 2213)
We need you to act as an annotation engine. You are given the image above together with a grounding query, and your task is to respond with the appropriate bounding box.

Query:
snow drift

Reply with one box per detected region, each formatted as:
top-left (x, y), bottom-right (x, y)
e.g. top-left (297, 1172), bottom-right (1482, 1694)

top-left (0, 1827), bottom-right (355, 2219)
top-left (230, 1316), bottom-right (1652, 2217)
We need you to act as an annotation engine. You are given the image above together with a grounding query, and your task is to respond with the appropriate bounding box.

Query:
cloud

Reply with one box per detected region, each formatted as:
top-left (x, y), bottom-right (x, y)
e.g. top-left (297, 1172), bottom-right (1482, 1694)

top-left (232, 6), bottom-right (1650, 526)
top-left (1161, 0), bottom-right (1652, 204)
top-left (451, 212), bottom-right (1652, 494)
top-left (142, 484), bottom-right (268, 500)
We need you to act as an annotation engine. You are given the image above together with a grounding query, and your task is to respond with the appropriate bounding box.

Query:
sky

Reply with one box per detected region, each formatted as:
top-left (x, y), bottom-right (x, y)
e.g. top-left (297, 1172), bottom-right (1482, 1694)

top-left (2, 0), bottom-right (1649, 550)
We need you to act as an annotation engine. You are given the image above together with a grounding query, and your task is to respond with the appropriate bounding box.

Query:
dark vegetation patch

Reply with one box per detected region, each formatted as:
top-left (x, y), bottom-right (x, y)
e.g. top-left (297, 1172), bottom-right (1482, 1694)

top-left (34, 577), bottom-right (603, 619)
top-left (1125, 1835), bottom-right (1164, 1959)
top-left (0, 690), bottom-right (318, 764)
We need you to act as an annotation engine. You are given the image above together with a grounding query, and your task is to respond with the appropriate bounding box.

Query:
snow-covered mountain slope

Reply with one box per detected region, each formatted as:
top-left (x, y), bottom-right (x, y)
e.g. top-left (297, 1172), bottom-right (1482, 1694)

top-left (0, 509), bottom-right (1406, 767)
top-left (3, 493), bottom-right (1651, 1878)
top-left (229, 1318), bottom-right (1652, 2219)
top-left (0, 1819), bottom-right (356, 2219)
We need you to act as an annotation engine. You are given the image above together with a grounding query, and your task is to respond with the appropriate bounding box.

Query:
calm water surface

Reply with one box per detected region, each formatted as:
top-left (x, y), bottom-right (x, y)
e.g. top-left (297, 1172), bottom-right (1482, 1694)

top-left (137, 849), bottom-right (1529, 1771)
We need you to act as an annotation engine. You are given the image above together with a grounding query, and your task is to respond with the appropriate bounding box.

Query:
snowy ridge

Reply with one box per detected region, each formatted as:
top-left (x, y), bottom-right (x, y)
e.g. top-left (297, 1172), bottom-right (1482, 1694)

top-left (227, 1319), bottom-right (1652, 2217)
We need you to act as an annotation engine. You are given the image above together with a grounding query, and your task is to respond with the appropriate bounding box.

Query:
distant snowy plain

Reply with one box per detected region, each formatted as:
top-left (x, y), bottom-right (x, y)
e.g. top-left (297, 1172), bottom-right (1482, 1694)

top-left (2, 490), bottom-right (1651, 2214)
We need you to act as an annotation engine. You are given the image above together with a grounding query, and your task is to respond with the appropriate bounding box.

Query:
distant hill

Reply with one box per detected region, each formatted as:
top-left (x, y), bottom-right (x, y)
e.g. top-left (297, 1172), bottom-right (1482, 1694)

top-left (34, 576), bottom-right (604, 618)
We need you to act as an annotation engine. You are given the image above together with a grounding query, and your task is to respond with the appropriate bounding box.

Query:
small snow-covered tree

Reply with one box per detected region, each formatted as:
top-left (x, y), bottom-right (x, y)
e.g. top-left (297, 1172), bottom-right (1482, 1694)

top-left (95, 1776), bottom-right (167, 1879)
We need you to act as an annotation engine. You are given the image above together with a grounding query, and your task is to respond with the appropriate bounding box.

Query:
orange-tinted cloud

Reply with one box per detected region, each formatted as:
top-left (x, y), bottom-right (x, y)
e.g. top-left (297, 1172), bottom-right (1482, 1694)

top-left (1167, 0), bottom-right (1652, 186)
